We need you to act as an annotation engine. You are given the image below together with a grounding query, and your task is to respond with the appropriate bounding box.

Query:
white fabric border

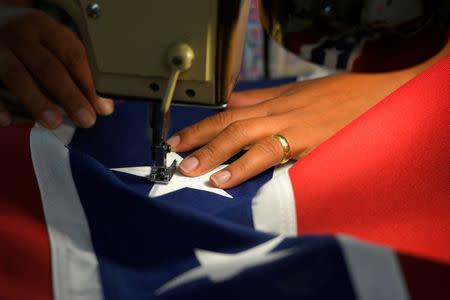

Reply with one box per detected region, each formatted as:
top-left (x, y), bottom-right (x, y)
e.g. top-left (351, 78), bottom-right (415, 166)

top-left (251, 162), bottom-right (298, 236)
top-left (30, 124), bottom-right (103, 300)
top-left (51, 117), bottom-right (77, 146)
top-left (337, 235), bottom-right (410, 300)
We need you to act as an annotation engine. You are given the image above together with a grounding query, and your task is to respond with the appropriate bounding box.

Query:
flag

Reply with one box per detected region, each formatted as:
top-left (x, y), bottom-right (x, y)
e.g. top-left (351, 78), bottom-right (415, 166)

top-left (1, 55), bottom-right (449, 300)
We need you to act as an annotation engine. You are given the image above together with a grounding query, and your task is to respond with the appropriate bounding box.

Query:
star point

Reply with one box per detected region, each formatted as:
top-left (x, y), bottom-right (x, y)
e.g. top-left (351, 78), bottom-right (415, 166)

top-left (154, 236), bottom-right (296, 295)
top-left (111, 152), bottom-right (233, 199)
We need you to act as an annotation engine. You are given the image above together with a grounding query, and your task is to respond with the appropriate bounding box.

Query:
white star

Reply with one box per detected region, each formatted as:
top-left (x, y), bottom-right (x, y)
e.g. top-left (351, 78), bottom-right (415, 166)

top-left (155, 236), bottom-right (296, 295)
top-left (111, 152), bottom-right (233, 199)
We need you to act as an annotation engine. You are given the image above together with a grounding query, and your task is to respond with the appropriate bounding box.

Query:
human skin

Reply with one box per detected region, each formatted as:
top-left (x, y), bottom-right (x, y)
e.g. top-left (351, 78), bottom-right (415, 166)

top-left (167, 37), bottom-right (450, 189)
top-left (0, 1), bottom-right (114, 128)
top-left (1, 2), bottom-right (448, 189)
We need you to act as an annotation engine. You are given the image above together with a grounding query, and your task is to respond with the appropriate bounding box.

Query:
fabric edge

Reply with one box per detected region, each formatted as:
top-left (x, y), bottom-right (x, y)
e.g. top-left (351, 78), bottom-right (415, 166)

top-left (336, 235), bottom-right (410, 300)
top-left (30, 124), bottom-right (103, 300)
top-left (251, 161), bottom-right (297, 236)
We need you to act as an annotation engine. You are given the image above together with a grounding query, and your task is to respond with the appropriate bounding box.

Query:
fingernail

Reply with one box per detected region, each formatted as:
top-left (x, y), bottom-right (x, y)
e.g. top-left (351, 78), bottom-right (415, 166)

top-left (96, 97), bottom-right (114, 115)
top-left (211, 170), bottom-right (231, 187)
top-left (76, 108), bottom-right (95, 128)
top-left (42, 110), bottom-right (60, 128)
top-left (0, 112), bottom-right (11, 126)
top-left (167, 134), bottom-right (180, 148)
top-left (180, 157), bottom-right (199, 174)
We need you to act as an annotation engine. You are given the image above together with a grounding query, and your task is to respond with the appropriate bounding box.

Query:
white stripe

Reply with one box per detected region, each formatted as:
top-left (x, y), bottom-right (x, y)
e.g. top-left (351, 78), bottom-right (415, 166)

top-left (252, 162), bottom-right (298, 236)
top-left (30, 124), bottom-right (103, 300)
top-left (337, 235), bottom-right (410, 300)
top-left (51, 117), bottom-right (76, 146)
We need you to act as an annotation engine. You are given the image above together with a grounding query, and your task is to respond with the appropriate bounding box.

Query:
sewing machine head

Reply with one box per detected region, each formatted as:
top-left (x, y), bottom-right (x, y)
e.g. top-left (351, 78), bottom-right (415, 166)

top-left (49, 0), bottom-right (251, 107)
top-left (47, 0), bottom-right (252, 183)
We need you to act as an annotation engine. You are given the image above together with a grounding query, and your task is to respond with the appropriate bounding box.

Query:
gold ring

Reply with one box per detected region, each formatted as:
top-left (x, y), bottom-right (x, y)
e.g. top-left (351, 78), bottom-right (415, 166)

top-left (273, 134), bottom-right (292, 164)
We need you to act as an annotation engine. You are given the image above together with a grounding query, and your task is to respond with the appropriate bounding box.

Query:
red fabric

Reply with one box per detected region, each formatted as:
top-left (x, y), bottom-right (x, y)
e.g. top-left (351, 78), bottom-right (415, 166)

top-left (290, 54), bottom-right (450, 263)
top-left (0, 124), bottom-right (53, 300)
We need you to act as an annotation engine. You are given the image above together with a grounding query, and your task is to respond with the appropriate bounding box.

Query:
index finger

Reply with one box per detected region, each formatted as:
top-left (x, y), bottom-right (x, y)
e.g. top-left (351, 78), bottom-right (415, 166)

top-left (168, 105), bottom-right (268, 152)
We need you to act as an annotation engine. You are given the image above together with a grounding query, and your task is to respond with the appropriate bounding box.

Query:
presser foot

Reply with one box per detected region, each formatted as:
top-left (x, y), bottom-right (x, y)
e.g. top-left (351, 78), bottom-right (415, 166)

top-left (149, 160), bottom-right (177, 184)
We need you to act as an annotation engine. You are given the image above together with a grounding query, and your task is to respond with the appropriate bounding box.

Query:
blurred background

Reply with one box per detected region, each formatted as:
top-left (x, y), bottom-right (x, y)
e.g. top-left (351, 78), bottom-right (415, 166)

top-left (239, 0), bottom-right (335, 82)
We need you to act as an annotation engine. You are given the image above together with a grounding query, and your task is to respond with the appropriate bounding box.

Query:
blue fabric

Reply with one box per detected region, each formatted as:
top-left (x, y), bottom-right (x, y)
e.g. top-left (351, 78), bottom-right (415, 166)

top-left (69, 101), bottom-right (273, 227)
top-left (234, 77), bottom-right (297, 91)
top-left (67, 84), bottom-right (357, 299)
top-left (69, 144), bottom-right (356, 299)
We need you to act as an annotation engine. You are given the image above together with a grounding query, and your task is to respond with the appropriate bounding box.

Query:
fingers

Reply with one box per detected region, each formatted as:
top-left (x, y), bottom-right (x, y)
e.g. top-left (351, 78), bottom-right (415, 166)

top-left (169, 83), bottom-right (305, 152)
top-left (178, 117), bottom-right (283, 176)
top-left (209, 132), bottom-right (296, 189)
top-left (168, 106), bottom-right (268, 152)
top-left (0, 47), bottom-right (62, 128)
top-left (38, 13), bottom-right (114, 116)
top-left (13, 44), bottom-right (96, 128)
top-left (167, 86), bottom-right (302, 153)
top-left (0, 12), bottom-right (113, 129)
top-left (0, 100), bottom-right (12, 127)
top-left (227, 82), bottom-right (296, 109)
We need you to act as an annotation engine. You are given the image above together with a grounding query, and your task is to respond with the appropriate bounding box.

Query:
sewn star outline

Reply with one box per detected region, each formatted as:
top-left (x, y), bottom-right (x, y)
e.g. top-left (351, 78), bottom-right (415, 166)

top-left (111, 152), bottom-right (233, 198)
top-left (154, 235), bottom-right (296, 295)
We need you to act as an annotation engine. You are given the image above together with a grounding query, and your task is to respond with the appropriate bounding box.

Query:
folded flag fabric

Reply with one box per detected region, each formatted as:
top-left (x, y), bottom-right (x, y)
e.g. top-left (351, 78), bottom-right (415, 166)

top-left (0, 55), bottom-right (449, 300)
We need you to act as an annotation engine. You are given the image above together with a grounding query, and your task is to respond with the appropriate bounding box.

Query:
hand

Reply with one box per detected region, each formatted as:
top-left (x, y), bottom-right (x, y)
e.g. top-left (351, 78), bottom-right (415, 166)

top-left (167, 71), bottom-right (418, 189)
top-left (0, 10), bottom-right (113, 128)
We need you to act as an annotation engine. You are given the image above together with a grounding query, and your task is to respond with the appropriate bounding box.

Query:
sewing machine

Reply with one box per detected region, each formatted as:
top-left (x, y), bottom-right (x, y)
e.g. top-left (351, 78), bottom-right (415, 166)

top-left (45, 0), bottom-right (252, 183)
top-left (2, 0), bottom-right (448, 184)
